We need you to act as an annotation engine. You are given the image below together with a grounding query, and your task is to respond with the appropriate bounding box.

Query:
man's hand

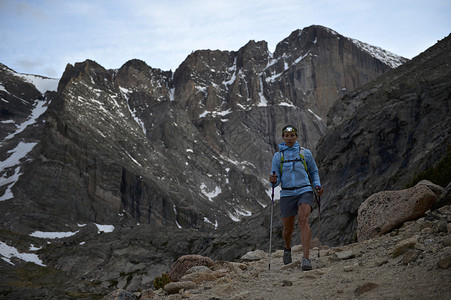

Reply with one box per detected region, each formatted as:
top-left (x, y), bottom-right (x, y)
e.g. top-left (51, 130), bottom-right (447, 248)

top-left (269, 173), bottom-right (278, 183)
top-left (316, 185), bottom-right (324, 196)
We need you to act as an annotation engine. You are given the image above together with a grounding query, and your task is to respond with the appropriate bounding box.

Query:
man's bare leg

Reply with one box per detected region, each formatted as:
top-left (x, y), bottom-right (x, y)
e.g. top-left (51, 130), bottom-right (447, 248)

top-left (282, 216), bottom-right (295, 249)
top-left (298, 203), bottom-right (311, 258)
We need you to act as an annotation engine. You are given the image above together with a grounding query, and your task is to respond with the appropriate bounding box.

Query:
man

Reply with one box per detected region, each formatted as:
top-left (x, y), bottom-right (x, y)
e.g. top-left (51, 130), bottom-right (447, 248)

top-left (269, 125), bottom-right (324, 270)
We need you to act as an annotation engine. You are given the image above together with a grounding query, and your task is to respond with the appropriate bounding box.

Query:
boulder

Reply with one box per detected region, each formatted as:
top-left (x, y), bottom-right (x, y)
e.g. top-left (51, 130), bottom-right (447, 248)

top-left (392, 236), bottom-right (418, 258)
top-left (163, 281), bottom-right (197, 294)
top-left (167, 255), bottom-right (214, 282)
top-left (333, 250), bottom-right (355, 260)
top-left (357, 181), bottom-right (442, 241)
top-left (240, 249), bottom-right (267, 261)
top-left (103, 289), bottom-right (137, 300)
top-left (180, 266), bottom-right (226, 284)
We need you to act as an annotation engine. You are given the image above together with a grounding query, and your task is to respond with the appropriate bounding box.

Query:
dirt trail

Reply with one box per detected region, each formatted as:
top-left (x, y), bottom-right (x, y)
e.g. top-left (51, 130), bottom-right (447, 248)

top-left (146, 205), bottom-right (451, 300)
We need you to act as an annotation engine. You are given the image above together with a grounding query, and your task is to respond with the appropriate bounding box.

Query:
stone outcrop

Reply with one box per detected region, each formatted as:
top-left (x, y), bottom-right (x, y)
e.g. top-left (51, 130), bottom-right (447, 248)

top-left (357, 180), bottom-right (443, 241)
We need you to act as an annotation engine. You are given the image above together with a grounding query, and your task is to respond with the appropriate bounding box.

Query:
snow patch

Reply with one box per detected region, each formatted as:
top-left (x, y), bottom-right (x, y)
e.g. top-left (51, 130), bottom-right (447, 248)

top-left (120, 86), bottom-right (147, 135)
top-left (95, 224), bottom-right (115, 233)
top-left (257, 77), bottom-right (267, 107)
top-left (29, 244), bottom-right (42, 251)
top-left (0, 142), bottom-right (37, 201)
top-left (227, 206), bottom-right (252, 222)
top-left (308, 109), bottom-right (323, 121)
top-left (169, 87), bottom-right (175, 101)
top-left (203, 217), bottom-right (218, 229)
top-left (199, 108), bottom-right (232, 119)
top-left (125, 151), bottom-right (142, 167)
top-left (279, 101), bottom-right (296, 107)
top-left (294, 52), bottom-right (310, 64)
top-left (18, 74), bottom-right (58, 94)
top-left (173, 205), bottom-right (182, 229)
top-left (227, 211), bottom-right (240, 222)
top-left (351, 39), bottom-right (406, 68)
top-left (223, 58), bottom-right (237, 86)
top-left (200, 183), bottom-right (221, 202)
top-left (2, 99), bottom-right (47, 142)
top-left (266, 185), bottom-right (281, 201)
top-left (0, 241), bottom-right (45, 266)
top-left (266, 71), bottom-right (283, 83)
top-left (30, 231), bottom-right (79, 239)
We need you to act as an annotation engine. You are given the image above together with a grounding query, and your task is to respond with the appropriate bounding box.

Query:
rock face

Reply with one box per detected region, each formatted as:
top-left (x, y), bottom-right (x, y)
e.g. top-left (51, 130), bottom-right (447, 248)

top-left (357, 180), bottom-right (443, 241)
top-left (0, 25), bottom-right (404, 236)
top-left (315, 33), bottom-right (451, 246)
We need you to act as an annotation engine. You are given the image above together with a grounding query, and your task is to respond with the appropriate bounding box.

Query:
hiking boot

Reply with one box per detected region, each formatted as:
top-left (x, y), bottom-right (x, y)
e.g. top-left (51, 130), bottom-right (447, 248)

top-left (283, 247), bottom-right (292, 265)
top-left (302, 257), bottom-right (312, 271)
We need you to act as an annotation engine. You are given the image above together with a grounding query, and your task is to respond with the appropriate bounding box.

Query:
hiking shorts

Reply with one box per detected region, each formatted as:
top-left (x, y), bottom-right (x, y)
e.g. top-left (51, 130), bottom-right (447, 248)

top-left (280, 192), bottom-right (313, 218)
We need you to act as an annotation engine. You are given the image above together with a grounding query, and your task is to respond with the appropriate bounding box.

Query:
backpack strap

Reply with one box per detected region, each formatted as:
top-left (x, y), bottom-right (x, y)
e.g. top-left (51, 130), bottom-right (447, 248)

top-left (299, 147), bottom-right (308, 171)
top-left (279, 147), bottom-right (308, 175)
top-left (279, 150), bottom-right (284, 175)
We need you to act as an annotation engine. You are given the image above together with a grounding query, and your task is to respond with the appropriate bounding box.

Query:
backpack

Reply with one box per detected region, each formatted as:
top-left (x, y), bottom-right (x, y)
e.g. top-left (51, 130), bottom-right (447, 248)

top-left (279, 147), bottom-right (308, 175)
top-left (278, 147), bottom-right (312, 191)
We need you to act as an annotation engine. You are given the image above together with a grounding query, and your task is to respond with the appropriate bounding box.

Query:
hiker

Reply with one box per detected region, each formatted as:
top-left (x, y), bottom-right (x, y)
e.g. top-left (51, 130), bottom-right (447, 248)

top-left (269, 125), bottom-right (324, 270)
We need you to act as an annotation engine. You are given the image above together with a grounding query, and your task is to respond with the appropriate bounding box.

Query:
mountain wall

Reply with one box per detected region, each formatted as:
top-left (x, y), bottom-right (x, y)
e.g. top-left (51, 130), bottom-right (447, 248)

top-left (314, 33), bottom-right (451, 245)
top-left (0, 25), bottom-right (404, 237)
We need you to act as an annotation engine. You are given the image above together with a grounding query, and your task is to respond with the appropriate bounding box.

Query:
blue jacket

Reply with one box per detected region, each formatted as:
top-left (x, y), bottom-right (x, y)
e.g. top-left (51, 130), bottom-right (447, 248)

top-left (271, 141), bottom-right (321, 198)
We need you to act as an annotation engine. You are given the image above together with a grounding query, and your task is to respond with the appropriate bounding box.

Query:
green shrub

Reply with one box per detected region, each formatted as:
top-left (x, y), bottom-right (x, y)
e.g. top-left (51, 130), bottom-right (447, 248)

top-left (153, 273), bottom-right (171, 290)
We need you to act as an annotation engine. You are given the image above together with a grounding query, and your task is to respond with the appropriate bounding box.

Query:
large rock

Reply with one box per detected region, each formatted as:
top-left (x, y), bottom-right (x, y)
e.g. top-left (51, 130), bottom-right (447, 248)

top-left (167, 255), bottom-right (214, 282)
top-left (357, 180), bottom-right (442, 241)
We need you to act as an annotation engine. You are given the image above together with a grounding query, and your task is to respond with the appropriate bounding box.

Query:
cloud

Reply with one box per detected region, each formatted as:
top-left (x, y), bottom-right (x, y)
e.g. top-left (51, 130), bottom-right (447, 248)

top-left (1, 0), bottom-right (450, 77)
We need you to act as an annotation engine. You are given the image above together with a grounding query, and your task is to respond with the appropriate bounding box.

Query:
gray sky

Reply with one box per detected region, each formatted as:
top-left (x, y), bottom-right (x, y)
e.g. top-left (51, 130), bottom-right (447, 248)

top-left (1, 0), bottom-right (450, 78)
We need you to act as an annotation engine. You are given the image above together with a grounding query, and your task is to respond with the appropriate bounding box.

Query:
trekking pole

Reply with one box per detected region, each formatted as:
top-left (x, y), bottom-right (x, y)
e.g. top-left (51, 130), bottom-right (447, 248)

top-left (268, 171), bottom-right (275, 270)
top-left (316, 193), bottom-right (321, 258)
top-left (307, 171), bottom-right (322, 258)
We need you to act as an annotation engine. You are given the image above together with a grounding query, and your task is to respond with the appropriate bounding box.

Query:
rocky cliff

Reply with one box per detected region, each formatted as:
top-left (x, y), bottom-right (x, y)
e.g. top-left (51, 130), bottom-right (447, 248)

top-left (315, 33), bottom-right (451, 245)
top-left (0, 25), bottom-right (404, 236)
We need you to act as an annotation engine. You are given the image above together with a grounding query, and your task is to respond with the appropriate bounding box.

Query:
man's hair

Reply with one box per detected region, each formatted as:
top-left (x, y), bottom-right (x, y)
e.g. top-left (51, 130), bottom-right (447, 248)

top-left (282, 125), bottom-right (298, 136)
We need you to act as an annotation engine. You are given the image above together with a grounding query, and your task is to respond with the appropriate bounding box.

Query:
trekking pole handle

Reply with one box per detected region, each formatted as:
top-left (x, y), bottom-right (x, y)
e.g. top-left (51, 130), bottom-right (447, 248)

top-left (271, 171), bottom-right (276, 190)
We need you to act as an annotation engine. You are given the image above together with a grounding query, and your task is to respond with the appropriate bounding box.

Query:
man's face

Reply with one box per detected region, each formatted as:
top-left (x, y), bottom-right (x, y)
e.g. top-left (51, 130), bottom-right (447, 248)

top-left (283, 131), bottom-right (298, 147)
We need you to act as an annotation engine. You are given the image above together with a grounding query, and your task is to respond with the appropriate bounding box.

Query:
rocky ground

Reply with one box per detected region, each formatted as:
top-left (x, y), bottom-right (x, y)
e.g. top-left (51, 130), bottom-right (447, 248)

top-left (107, 205), bottom-right (451, 300)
